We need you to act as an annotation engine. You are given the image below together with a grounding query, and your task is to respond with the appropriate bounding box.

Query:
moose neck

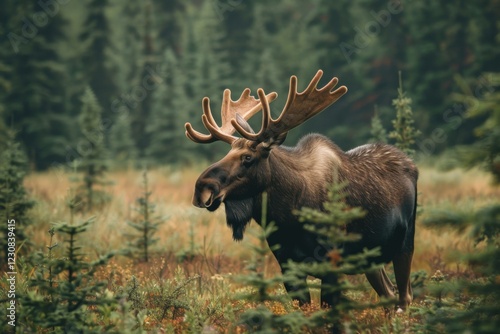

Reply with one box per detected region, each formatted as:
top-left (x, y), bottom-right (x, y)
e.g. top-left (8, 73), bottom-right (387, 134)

top-left (256, 134), bottom-right (347, 226)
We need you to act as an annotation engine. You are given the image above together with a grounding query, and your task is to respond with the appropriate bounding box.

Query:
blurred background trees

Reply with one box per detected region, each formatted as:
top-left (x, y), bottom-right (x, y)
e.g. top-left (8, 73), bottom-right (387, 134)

top-left (1, 0), bottom-right (499, 170)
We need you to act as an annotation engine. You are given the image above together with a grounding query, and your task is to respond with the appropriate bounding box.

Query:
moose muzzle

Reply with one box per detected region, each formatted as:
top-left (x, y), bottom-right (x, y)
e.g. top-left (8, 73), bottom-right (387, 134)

top-left (192, 181), bottom-right (225, 211)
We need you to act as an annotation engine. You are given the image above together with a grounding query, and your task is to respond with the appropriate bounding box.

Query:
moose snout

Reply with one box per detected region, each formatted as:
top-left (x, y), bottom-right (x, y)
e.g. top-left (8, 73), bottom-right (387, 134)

top-left (193, 187), bottom-right (215, 208)
top-left (192, 178), bottom-right (224, 210)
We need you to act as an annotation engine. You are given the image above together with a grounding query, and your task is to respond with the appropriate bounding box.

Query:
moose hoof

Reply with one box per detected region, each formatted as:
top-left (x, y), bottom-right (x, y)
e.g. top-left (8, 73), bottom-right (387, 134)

top-left (396, 307), bottom-right (405, 314)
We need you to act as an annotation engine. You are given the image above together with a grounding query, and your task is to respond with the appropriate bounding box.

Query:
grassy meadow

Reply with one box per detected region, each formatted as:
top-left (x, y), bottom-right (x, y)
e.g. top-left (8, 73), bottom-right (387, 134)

top-left (14, 164), bottom-right (498, 332)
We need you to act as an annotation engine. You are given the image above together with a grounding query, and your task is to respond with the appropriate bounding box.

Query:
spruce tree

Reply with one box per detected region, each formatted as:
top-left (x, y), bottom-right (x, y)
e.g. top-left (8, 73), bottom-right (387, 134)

top-left (75, 87), bottom-right (110, 211)
top-left (243, 4), bottom-right (283, 93)
top-left (79, 0), bottom-right (118, 120)
top-left (112, 1), bottom-right (144, 93)
top-left (2, 0), bottom-right (71, 169)
top-left (288, 181), bottom-right (387, 333)
top-left (126, 170), bottom-right (165, 262)
top-left (423, 72), bottom-right (500, 333)
top-left (235, 193), bottom-right (311, 333)
top-left (389, 72), bottom-right (421, 157)
top-left (132, 1), bottom-right (161, 157)
top-left (453, 73), bottom-right (500, 182)
top-left (109, 113), bottom-right (137, 169)
top-left (370, 106), bottom-right (388, 144)
top-left (0, 130), bottom-right (34, 262)
top-left (181, 1), bottom-right (233, 160)
top-left (146, 48), bottom-right (190, 165)
top-left (19, 215), bottom-right (118, 332)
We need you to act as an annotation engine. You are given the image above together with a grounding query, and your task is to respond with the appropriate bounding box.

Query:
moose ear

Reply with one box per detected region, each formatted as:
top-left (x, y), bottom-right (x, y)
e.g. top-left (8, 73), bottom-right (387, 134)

top-left (235, 113), bottom-right (255, 135)
top-left (260, 132), bottom-right (287, 153)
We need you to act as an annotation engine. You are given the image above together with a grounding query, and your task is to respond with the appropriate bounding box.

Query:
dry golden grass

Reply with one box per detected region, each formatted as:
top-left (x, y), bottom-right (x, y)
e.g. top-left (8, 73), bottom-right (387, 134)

top-left (414, 167), bottom-right (500, 273)
top-left (20, 164), bottom-right (499, 332)
top-left (23, 167), bottom-right (280, 274)
top-left (24, 165), bottom-right (498, 275)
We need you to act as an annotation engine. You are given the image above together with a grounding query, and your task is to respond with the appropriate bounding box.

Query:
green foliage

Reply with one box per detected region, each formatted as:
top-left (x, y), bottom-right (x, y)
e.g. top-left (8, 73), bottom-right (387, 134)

top-left (126, 170), bottom-right (165, 262)
top-left (19, 216), bottom-right (119, 333)
top-left (123, 267), bottom-right (201, 331)
top-left (0, 130), bottom-right (34, 260)
top-left (389, 72), bottom-right (421, 157)
top-left (370, 106), bottom-right (388, 144)
top-left (79, 0), bottom-right (119, 118)
top-left (2, 0), bottom-right (500, 168)
top-left (131, 1), bottom-right (161, 156)
top-left (109, 113), bottom-right (138, 169)
top-left (421, 204), bottom-right (500, 333)
top-left (235, 188), bottom-right (385, 333)
top-left (146, 48), bottom-right (191, 164)
top-left (235, 193), bottom-right (311, 333)
top-left (74, 87), bottom-right (111, 211)
top-left (423, 75), bottom-right (500, 332)
top-left (1, 1), bottom-right (71, 169)
top-left (453, 73), bottom-right (500, 183)
top-left (291, 181), bottom-right (387, 333)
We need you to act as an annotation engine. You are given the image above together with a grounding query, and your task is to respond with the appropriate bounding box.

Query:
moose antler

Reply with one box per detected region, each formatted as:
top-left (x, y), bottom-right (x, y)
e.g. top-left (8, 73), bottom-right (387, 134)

top-left (232, 70), bottom-right (348, 143)
top-left (185, 88), bottom-right (278, 144)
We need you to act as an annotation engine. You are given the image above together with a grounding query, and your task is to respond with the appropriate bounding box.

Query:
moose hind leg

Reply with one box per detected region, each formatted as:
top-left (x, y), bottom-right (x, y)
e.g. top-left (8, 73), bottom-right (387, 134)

top-left (365, 267), bottom-right (396, 301)
top-left (392, 251), bottom-right (413, 312)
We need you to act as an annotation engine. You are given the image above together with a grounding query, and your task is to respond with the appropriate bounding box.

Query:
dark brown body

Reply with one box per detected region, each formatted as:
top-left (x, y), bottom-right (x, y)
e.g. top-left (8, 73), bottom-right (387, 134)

top-left (195, 134), bottom-right (418, 311)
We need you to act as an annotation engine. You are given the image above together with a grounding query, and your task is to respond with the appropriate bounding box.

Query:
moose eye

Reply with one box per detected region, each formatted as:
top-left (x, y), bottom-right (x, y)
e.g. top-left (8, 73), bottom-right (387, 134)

top-left (241, 155), bottom-right (253, 164)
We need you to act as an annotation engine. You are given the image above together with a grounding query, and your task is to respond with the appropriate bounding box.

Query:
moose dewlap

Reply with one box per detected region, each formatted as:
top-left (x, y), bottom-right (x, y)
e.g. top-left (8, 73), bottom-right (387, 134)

top-left (185, 70), bottom-right (418, 313)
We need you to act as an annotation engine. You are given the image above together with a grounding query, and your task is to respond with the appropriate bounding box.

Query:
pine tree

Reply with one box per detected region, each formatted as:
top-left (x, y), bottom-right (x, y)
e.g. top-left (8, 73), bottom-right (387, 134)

top-left (126, 170), bottom-right (165, 262)
top-left (0, 108), bottom-right (9, 151)
top-left (109, 113), bottom-right (138, 169)
top-left (370, 106), bottom-right (388, 144)
top-left (453, 73), bottom-right (500, 182)
top-left (150, 0), bottom-right (185, 52)
top-left (389, 72), bottom-right (421, 157)
top-left (132, 1), bottom-right (161, 157)
top-left (75, 87), bottom-right (110, 211)
top-left (179, 1), bottom-right (233, 159)
top-left (112, 1), bottom-right (144, 93)
top-left (422, 72), bottom-right (500, 333)
top-left (243, 4), bottom-right (283, 92)
top-left (79, 0), bottom-right (119, 121)
top-left (19, 214), bottom-right (118, 332)
top-left (0, 130), bottom-right (35, 262)
top-left (146, 48), bottom-right (190, 165)
top-left (2, 0), bottom-right (71, 169)
top-left (235, 193), bottom-right (311, 333)
top-left (289, 181), bottom-right (387, 333)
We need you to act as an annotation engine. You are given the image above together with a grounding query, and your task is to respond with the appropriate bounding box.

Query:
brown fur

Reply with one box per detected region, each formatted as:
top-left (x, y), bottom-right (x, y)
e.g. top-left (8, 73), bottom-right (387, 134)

top-left (192, 133), bottom-right (418, 312)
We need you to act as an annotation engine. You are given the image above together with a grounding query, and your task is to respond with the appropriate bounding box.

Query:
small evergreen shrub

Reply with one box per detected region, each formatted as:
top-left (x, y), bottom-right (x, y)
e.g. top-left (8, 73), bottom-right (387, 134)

top-left (0, 130), bottom-right (34, 262)
top-left (389, 72), bottom-right (421, 157)
top-left (72, 87), bottom-right (111, 212)
top-left (19, 215), bottom-right (119, 333)
top-left (125, 170), bottom-right (166, 262)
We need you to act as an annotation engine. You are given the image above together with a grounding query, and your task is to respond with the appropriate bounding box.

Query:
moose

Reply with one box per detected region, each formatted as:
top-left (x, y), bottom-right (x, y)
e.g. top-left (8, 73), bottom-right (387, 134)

top-left (185, 70), bottom-right (418, 313)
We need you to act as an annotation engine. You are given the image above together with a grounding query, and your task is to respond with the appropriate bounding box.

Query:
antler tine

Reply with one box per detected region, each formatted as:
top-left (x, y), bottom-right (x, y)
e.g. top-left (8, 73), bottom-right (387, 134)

top-left (185, 88), bottom-right (277, 144)
top-left (263, 70), bottom-right (348, 140)
top-left (231, 88), bottom-right (276, 141)
top-left (185, 97), bottom-right (234, 144)
top-left (185, 122), bottom-right (216, 143)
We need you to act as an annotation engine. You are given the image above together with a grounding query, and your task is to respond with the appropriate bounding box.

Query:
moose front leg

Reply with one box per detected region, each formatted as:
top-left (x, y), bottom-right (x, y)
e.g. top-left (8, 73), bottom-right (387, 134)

top-left (320, 273), bottom-right (341, 307)
top-left (282, 269), bottom-right (310, 305)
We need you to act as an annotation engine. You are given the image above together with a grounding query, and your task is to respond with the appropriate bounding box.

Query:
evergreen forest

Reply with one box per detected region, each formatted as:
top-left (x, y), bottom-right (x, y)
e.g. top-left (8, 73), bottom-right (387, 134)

top-left (1, 0), bottom-right (499, 168)
top-left (1, 0), bottom-right (499, 333)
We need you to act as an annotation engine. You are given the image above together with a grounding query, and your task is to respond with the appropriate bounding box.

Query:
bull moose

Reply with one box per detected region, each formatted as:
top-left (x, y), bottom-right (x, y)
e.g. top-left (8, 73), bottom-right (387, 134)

top-left (185, 70), bottom-right (418, 313)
